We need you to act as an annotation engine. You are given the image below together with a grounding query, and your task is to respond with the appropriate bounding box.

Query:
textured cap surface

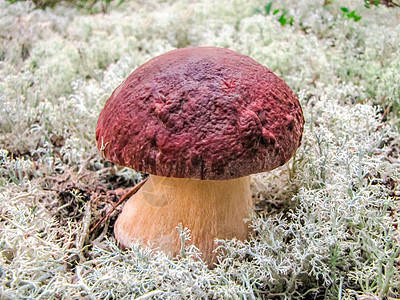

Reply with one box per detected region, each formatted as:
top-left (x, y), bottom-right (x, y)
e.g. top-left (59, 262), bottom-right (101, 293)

top-left (96, 47), bottom-right (304, 180)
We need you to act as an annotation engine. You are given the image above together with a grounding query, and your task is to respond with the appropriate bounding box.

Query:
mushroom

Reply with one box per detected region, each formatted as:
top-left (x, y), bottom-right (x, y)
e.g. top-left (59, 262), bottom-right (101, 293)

top-left (95, 47), bottom-right (304, 264)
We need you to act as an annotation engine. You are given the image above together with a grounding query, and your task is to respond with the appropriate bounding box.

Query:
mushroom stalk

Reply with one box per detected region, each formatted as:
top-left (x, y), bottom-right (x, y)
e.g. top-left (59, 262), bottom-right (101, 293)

top-left (114, 175), bottom-right (252, 264)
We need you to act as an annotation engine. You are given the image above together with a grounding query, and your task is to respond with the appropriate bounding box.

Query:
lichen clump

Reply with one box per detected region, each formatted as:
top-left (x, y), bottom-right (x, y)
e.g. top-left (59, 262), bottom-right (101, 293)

top-left (0, 0), bottom-right (399, 299)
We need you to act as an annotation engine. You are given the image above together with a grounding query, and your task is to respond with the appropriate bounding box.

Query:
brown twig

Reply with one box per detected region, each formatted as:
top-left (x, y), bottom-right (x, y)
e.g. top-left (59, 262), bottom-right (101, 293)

top-left (89, 178), bottom-right (148, 234)
top-left (381, 103), bottom-right (392, 122)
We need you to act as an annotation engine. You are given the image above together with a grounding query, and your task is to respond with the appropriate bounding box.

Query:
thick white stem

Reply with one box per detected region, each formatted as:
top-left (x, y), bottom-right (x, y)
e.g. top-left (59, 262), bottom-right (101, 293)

top-left (114, 175), bottom-right (252, 264)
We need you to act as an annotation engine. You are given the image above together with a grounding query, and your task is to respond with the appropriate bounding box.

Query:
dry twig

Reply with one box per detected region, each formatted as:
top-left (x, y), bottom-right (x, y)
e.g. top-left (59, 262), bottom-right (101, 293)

top-left (89, 178), bottom-right (148, 233)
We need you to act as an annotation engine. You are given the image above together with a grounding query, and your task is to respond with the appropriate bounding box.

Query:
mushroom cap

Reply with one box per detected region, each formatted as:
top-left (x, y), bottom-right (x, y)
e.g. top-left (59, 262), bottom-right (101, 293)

top-left (96, 47), bottom-right (304, 180)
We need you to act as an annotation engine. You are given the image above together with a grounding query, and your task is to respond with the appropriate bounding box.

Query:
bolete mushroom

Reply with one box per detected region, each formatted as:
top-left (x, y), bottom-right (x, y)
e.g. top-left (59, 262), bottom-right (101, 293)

top-left (96, 47), bottom-right (304, 264)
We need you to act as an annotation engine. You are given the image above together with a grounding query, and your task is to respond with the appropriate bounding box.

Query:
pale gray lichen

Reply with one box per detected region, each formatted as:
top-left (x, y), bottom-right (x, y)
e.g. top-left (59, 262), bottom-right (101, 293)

top-left (0, 0), bottom-right (399, 298)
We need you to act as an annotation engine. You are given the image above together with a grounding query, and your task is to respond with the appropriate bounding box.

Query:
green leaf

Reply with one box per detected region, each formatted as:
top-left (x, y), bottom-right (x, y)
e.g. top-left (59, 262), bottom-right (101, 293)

top-left (273, 9), bottom-right (280, 15)
top-left (265, 2), bottom-right (272, 15)
top-left (340, 7), bottom-right (349, 13)
top-left (348, 10), bottom-right (356, 18)
top-left (278, 15), bottom-right (287, 26)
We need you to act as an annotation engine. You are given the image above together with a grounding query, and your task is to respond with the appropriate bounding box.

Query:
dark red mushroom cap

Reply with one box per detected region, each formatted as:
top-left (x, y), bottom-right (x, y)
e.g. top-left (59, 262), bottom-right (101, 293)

top-left (96, 47), bottom-right (304, 180)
